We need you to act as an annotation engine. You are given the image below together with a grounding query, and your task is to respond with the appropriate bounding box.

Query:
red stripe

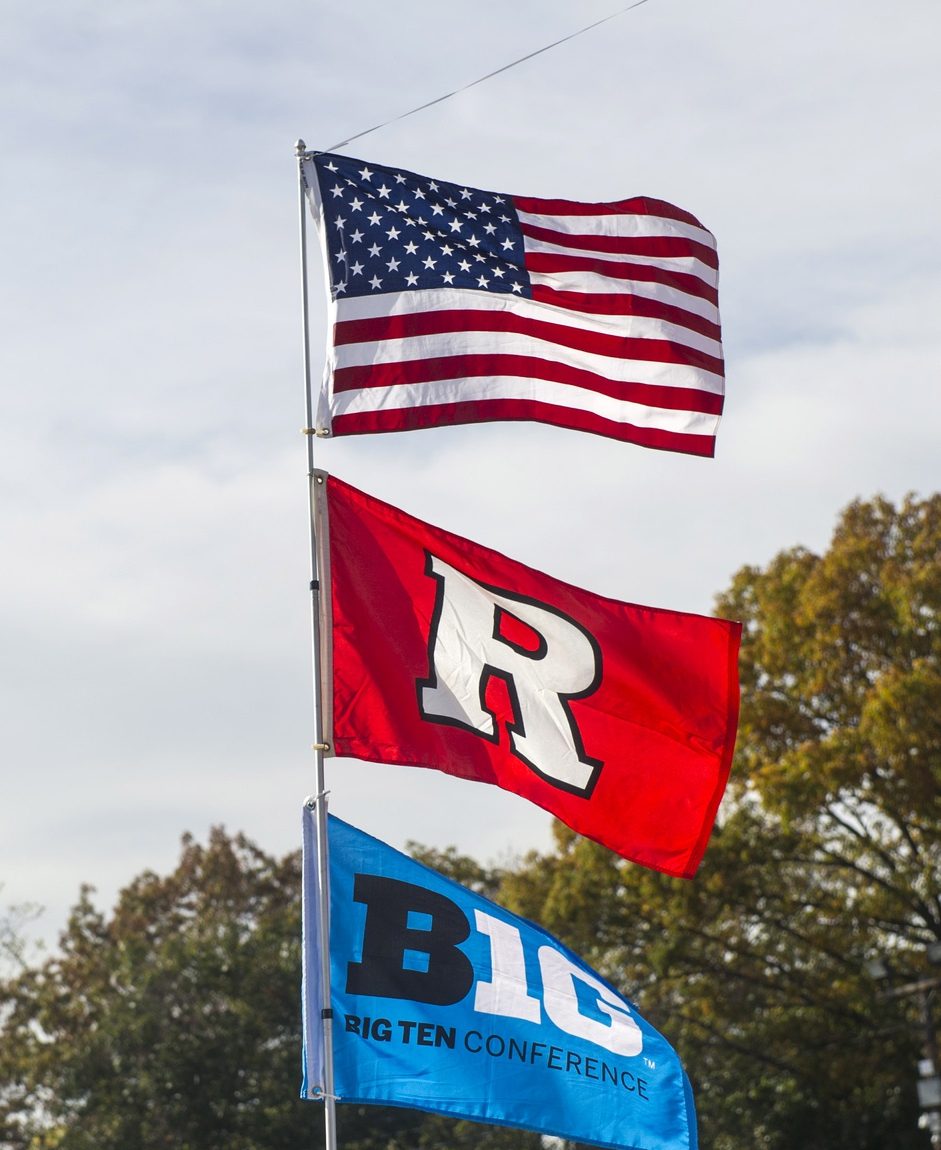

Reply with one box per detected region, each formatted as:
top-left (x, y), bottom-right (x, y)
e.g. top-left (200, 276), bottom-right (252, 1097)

top-left (333, 310), bottom-right (724, 376)
top-left (525, 251), bottom-right (718, 306)
top-left (332, 399), bottom-right (717, 457)
top-left (333, 354), bottom-right (725, 414)
top-left (521, 220), bottom-right (719, 270)
top-left (531, 285), bottom-right (722, 342)
top-left (513, 194), bottom-right (709, 232)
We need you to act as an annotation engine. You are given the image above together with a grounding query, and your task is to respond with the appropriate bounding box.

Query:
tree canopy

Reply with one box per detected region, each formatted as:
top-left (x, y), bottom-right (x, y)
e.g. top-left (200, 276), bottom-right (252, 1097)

top-left (2, 492), bottom-right (939, 1150)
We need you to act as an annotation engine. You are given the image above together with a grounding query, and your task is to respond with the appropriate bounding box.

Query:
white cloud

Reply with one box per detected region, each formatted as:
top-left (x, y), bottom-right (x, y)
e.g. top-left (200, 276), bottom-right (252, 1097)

top-left (2, 0), bottom-right (939, 946)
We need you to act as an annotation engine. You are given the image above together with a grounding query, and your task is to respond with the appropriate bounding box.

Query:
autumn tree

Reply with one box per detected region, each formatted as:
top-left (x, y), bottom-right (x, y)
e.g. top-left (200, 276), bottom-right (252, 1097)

top-left (502, 493), bottom-right (941, 1150)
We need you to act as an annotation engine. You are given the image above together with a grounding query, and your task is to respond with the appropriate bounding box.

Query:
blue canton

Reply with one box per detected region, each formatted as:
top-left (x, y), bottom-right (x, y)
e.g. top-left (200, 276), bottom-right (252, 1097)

top-left (312, 152), bottom-right (531, 302)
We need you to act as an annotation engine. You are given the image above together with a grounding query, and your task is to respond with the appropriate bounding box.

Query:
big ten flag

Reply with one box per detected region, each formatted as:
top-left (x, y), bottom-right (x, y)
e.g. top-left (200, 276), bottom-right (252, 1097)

top-left (302, 812), bottom-right (699, 1150)
top-left (313, 472), bottom-right (741, 878)
top-left (302, 150), bottom-right (724, 456)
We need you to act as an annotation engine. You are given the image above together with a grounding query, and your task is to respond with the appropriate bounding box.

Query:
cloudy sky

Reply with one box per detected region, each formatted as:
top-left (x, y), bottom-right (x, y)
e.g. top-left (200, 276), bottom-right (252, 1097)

top-left (3, 0), bottom-right (939, 949)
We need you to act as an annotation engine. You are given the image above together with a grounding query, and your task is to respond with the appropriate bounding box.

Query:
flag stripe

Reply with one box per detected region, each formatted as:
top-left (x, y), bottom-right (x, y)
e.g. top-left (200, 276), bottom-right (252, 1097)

top-left (520, 219), bottom-right (720, 271)
top-left (525, 251), bottom-right (719, 306)
top-left (333, 329), bottom-right (724, 399)
top-left (333, 308), bottom-right (725, 378)
top-left (332, 354), bottom-right (725, 415)
top-left (527, 267), bottom-right (719, 322)
top-left (330, 373), bottom-right (720, 435)
top-left (513, 195), bottom-right (711, 232)
top-left (331, 399), bottom-right (718, 456)
top-left (530, 285), bottom-right (722, 342)
top-left (335, 287), bottom-right (723, 356)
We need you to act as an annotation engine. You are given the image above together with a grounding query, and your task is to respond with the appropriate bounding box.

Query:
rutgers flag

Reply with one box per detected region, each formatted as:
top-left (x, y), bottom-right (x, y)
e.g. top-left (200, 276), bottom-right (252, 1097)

top-left (313, 472), bottom-right (741, 878)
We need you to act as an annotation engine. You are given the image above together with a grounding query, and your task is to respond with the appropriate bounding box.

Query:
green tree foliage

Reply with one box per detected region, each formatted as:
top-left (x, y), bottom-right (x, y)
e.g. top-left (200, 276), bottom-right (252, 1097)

top-left (0, 830), bottom-right (312, 1150)
top-left (0, 832), bottom-right (533, 1150)
top-left (3, 493), bottom-right (938, 1150)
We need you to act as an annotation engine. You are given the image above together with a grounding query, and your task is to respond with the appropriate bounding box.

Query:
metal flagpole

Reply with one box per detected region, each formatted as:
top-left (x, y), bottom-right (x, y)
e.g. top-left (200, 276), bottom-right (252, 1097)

top-left (295, 137), bottom-right (338, 1150)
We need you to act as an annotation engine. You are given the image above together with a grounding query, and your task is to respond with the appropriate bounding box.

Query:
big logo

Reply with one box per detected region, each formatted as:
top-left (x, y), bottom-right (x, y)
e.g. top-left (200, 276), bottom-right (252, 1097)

top-left (346, 874), bottom-right (643, 1058)
top-left (417, 552), bottom-right (603, 796)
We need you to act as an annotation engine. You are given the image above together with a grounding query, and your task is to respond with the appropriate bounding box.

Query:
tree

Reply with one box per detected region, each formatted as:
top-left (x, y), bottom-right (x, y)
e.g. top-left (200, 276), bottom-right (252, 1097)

top-left (0, 831), bottom-right (535, 1150)
top-left (501, 493), bottom-right (941, 1150)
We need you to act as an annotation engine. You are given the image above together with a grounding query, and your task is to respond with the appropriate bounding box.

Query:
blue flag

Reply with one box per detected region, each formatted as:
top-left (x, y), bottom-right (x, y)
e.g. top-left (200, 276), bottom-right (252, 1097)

top-left (302, 809), bottom-right (697, 1150)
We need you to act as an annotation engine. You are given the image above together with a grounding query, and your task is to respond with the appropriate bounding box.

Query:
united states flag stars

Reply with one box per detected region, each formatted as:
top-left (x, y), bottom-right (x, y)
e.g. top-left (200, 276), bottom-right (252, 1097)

top-left (312, 153), bottom-right (531, 300)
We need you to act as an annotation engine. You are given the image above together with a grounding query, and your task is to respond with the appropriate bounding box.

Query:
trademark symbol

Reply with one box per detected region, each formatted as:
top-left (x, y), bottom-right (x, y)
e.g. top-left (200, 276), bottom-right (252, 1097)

top-left (644, 1057), bottom-right (656, 1070)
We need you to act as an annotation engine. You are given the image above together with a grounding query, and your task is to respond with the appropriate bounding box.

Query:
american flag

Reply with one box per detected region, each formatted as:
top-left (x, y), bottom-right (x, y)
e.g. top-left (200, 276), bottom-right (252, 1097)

top-left (303, 151), bottom-right (724, 456)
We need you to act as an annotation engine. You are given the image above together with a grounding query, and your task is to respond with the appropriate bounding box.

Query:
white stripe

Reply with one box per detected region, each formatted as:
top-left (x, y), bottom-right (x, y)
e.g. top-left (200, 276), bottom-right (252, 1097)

top-left (334, 330), bottom-right (724, 396)
top-left (527, 269), bottom-right (720, 324)
top-left (330, 376), bottom-right (720, 437)
top-left (522, 234), bottom-right (719, 290)
top-left (516, 209), bottom-right (716, 249)
top-left (336, 289), bottom-right (723, 359)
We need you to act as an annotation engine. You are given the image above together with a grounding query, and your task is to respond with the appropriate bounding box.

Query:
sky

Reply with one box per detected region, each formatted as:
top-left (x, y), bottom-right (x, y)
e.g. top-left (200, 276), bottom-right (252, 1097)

top-left (2, 0), bottom-right (940, 951)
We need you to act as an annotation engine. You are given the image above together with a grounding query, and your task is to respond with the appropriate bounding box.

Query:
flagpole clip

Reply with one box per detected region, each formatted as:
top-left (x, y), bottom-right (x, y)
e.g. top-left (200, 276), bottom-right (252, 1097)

top-left (313, 742), bottom-right (331, 752)
top-left (304, 787), bottom-right (330, 810)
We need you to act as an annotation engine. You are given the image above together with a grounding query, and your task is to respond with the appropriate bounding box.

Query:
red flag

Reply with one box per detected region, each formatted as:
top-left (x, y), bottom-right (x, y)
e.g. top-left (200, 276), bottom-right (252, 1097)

top-left (303, 151), bottom-right (724, 457)
top-left (315, 472), bottom-right (741, 878)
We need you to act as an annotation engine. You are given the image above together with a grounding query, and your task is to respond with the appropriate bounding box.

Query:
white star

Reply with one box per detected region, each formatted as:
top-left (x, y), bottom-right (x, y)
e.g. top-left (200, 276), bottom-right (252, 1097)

top-left (467, 234), bottom-right (480, 248)
top-left (386, 257), bottom-right (400, 271)
top-left (511, 282), bottom-right (523, 293)
top-left (478, 202), bottom-right (491, 213)
top-left (441, 244), bottom-right (453, 256)
top-left (477, 275), bottom-right (489, 288)
top-left (394, 172), bottom-right (406, 184)
top-left (324, 161), bottom-right (338, 172)
top-left (404, 241), bottom-right (419, 255)
top-left (377, 183), bottom-right (391, 199)
top-left (428, 180), bottom-right (439, 192)
top-left (386, 226), bottom-right (400, 240)
top-left (501, 238), bottom-right (515, 251)
top-left (413, 187), bottom-right (426, 199)
top-left (331, 184), bottom-right (345, 198)
top-left (369, 275), bottom-right (383, 289)
top-left (423, 256), bottom-right (437, 269)
top-left (351, 261), bottom-right (364, 275)
top-left (484, 222), bottom-right (497, 235)
top-left (335, 216), bottom-right (346, 229)
top-left (423, 229), bottom-right (435, 241)
top-left (350, 229), bottom-right (364, 243)
top-left (449, 219), bottom-right (463, 233)
top-left (473, 252), bottom-right (485, 262)
top-left (405, 271), bottom-right (419, 286)
top-left (359, 166), bottom-right (373, 181)
top-left (494, 195), bottom-right (505, 204)
top-left (431, 203), bottom-right (444, 216)
top-left (350, 197), bottom-right (363, 211)
top-left (395, 200), bottom-right (409, 213)
top-left (458, 259), bottom-right (471, 272)
top-left (442, 271), bottom-right (455, 284)
top-left (335, 250), bottom-right (347, 262)
top-left (464, 211), bottom-right (477, 220)
top-left (493, 266), bottom-right (505, 278)
top-left (445, 196), bottom-right (457, 208)
top-left (368, 211), bottom-right (382, 226)
top-left (460, 188), bottom-right (472, 200)
top-left (416, 216), bottom-right (428, 227)
top-left (334, 281), bottom-right (347, 294)
top-left (368, 243), bottom-right (382, 257)
top-left (499, 214), bottom-right (511, 223)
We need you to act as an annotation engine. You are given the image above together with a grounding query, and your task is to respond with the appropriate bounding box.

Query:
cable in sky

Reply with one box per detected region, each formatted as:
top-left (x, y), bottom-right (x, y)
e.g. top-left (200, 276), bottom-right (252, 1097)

top-left (327, 0), bottom-right (653, 152)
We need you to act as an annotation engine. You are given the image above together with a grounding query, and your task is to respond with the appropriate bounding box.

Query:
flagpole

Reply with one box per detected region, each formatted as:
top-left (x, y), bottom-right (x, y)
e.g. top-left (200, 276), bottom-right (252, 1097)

top-left (296, 137), bottom-right (338, 1150)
